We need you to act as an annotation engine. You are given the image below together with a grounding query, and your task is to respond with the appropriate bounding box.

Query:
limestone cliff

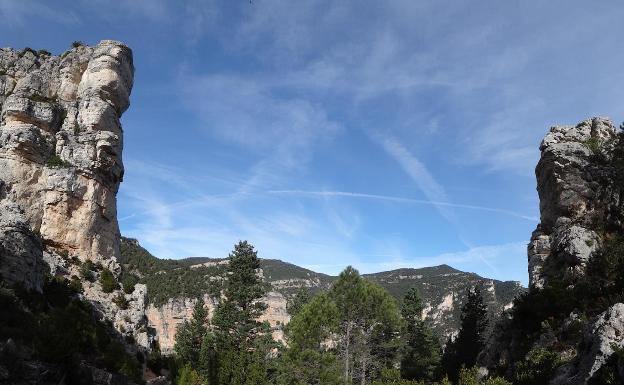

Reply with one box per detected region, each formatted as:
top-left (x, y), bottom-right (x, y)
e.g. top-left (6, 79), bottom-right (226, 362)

top-left (480, 117), bottom-right (624, 384)
top-left (0, 41), bottom-right (133, 290)
top-left (528, 117), bottom-right (622, 289)
top-left (0, 41), bottom-right (152, 349)
top-left (145, 291), bottom-right (289, 354)
top-left (0, 41), bottom-right (144, 385)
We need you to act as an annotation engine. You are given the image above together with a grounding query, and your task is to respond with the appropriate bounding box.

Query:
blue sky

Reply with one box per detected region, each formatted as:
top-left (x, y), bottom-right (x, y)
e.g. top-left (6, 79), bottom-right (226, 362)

top-left (3, 1), bottom-right (624, 285)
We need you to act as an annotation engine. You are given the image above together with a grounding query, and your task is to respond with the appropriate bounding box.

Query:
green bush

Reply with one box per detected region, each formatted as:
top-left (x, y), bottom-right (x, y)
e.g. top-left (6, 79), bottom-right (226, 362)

top-left (80, 260), bottom-right (95, 282)
top-left (513, 348), bottom-right (563, 385)
top-left (46, 154), bottom-right (70, 168)
top-left (20, 47), bottom-right (37, 57)
top-left (584, 137), bottom-right (603, 155)
top-left (121, 273), bottom-right (139, 294)
top-left (99, 268), bottom-right (119, 293)
top-left (113, 293), bottom-right (129, 310)
top-left (177, 363), bottom-right (205, 385)
top-left (454, 367), bottom-right (512, 385)
top-left (69, 275), bottom-right (83, 294)
top-left (72, 41), bottom-right (85, 48)
top-left (0, 276), bottom-right (143, 383)
top-left (371, 368), bottom-right (424, 385)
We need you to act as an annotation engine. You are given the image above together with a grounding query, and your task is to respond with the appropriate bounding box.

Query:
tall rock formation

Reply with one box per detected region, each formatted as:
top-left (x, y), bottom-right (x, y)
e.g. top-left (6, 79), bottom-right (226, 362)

top-left (528, 117), bottom-right (621, 289)
top-left (0, 41), bottom-right (145, 384)
top-left (481, 117), bottom-right (624, 384)
top-left (0, 41), bottom-right (152, 349)
top-left (0, 41), bottom-right (133, 291)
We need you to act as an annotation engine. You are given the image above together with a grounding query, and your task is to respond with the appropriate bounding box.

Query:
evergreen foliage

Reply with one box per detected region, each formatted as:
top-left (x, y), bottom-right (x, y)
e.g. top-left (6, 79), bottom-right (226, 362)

top-left (210, 241), bottom-right (273, 385)
top-left (286, 287), bottom-right (312, 317)
top-left (121, 272), bottom-right (139, 294)
top-left (330, 266), bottom-right (402, 385)
top-left (441, 287), bottom-right (488, 382)
top-left (0, 276), bottom-right (142, 383)
top-left (99, 268), bottom-right (119, 293)
top-left (278, 293), bottom-right (342, 385)
top-left (174, 297), bottom-right (208, 368)
top-left (79, 260), bottom-right (95, 281)
top-left (165, 244), bottom-right (517, 385)
top-left (457, 367), bottom-right (512, 385)
top-left (112, 292), bottom-right (129, 309)
top-left (400, 288), bottom-right (441, 382)
top-left (120, 237), bottom-right (225, 306)
top-left (512, 348), bottom-right (562, 385)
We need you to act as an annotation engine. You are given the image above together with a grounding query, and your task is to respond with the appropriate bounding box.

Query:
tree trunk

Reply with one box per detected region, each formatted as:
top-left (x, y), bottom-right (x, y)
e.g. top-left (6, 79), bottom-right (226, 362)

top-left (360, 354), bottom-right (367, 385)
top-left (345, 321), bottom-right (352, 384)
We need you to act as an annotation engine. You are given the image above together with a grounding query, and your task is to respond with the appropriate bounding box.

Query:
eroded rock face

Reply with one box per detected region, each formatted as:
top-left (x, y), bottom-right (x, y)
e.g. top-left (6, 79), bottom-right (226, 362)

top-left (529, 117), bottom-right (619, 289)
top-left (481, 117), bottom-right (624, 381)
top-left (0, 42), bottom-right (145, 347)
top-left (0, 41), bottom-right (133, 291)
top-left (0, 201), bottom-right (46, 290)
top-left (553, 303), bottom-right (624, 385)
top-left (146, 291), bottom-right (290, 354)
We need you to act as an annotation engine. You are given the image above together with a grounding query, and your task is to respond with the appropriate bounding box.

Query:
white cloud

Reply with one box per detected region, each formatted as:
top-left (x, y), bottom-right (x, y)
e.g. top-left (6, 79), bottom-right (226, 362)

top-left (0, 0), bottom-right (80, 26)
top-left (375, 134), bottom-right (457, 223)
top-left (269, 190), bottom-right (538, 222)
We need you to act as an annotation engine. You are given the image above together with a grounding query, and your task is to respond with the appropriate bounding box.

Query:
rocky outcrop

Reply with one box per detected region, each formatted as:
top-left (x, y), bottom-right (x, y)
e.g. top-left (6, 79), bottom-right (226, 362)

top-left (553, 303), bottom-right (624, 384)
top-left (0, 41), bottom-right (133, 292)
top-left (146, 291), bottom-right (290, 354)
top-left (146, 295), bottom-right (218, 354)
top-left (528, 117), bottom-right (620, 288)
top-left (0, 41), bottom-right (146, 344)
top-left (481, 117), bottom-right (624, 382)
top-left (0, 201), bottom-right (46, 291)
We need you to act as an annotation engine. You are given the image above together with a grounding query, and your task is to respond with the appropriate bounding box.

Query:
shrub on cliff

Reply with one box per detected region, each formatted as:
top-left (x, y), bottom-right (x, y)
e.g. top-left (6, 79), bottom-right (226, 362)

top-left (113, 293), bottom-right (129, 310)
top-left (79, 260), bottom-right (95, 282)
top-left (46, 154), bottom-right (70, 168)
top-left (121, 273), bottom-right (139, 294)
top-left (99, 268), bottom-right (119, 293)
top-left (0, 276), bottom-right (143, 384)
top-left (512, 348), bottom-right (563, 385)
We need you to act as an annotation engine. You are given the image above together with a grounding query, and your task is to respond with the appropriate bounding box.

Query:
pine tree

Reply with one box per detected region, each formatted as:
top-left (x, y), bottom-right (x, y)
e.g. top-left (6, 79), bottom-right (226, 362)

top-left (331, 266), bottom-right (402, 385)
top-left (174, 297), bottom-right (208, 368)
top-left (286, 287), bottom-right (312, 317)
top-left (400, 288), bottom-right (441, 382)
top-left (441, 286), bottom-right (488, 382)
top-left (212, 241), bottom-right (268, 345)
top-left (210, 241), bottom-right (271, 385)
top-left (280, 292), bottom-right (343, 385)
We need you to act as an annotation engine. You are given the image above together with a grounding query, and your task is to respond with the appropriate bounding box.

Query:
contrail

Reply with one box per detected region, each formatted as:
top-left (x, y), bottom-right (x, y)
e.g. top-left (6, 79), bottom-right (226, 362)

top-left (268, 190), bottom-right (538, 222)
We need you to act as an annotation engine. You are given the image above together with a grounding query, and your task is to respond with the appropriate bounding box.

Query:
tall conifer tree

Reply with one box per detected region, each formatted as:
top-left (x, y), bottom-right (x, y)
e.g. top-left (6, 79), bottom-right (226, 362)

top-left (441, 286), bottom-right (488, 382)
top-left (400, 288), bottom-right (441, 382)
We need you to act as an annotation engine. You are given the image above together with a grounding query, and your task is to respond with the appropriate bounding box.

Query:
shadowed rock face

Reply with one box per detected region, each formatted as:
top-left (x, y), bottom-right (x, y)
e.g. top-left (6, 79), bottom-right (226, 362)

top-left (0, 41), bottom-right (134, 290)
top-left (529, 117), bottom-right (619, 289)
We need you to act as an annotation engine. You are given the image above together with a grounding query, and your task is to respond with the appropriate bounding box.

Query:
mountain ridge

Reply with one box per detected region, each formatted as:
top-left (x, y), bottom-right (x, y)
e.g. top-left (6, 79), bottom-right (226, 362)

top-left (120, 236), bottom-right (524, 353)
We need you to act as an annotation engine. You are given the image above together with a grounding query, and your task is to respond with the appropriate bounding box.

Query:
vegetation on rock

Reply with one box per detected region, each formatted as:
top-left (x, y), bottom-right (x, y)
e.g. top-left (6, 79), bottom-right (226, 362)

top-left (0, 275), bottom-right (142, 383)
top-left (99, 268), bottom-right (120, 293)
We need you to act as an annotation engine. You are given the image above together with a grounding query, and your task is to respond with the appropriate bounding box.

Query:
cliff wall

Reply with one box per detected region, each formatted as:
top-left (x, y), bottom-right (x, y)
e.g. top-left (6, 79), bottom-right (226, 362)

top-left (0, 41), bottom-right (133, 291)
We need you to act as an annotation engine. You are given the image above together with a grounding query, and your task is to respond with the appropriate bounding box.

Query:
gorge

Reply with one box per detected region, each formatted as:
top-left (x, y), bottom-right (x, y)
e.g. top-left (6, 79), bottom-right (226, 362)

top-left (1, 41), bottom-right (623, 385)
